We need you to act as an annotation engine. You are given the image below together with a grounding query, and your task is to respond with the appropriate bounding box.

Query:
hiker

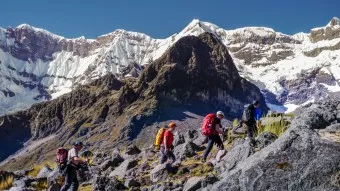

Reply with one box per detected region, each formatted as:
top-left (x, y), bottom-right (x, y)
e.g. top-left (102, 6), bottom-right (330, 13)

top-left (160, 122), bottom-right (177, 164)
top-left (255, 107), bottom-right (262, 129)
top-left (60, 141), bottom-right (87, 191)
top-left (243, 100), bottom-right (261, 147)
top-left (201, 111), bottom-right (225, 163)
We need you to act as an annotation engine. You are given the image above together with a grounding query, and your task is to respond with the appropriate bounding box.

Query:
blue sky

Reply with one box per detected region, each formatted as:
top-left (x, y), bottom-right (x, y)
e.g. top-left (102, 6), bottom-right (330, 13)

top-left (1, 0), bottom-right (339, 39)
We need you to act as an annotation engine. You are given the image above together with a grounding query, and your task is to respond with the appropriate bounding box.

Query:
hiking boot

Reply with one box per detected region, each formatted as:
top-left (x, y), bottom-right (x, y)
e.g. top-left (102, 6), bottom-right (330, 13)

top-left (201, 158), bottom-right (206, 163)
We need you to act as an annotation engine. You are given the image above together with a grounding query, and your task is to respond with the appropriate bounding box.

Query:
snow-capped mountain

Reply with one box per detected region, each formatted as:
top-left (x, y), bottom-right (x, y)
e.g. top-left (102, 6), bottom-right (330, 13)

top-left (0, 17), bottom-right (340, 115)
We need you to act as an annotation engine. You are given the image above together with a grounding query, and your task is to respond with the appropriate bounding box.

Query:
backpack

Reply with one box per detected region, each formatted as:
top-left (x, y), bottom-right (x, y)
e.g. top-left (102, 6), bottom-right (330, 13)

top-left (202, 113), bottom-right (217, 136)
top-left (56, 147), bottom-right (68, 173)
top-left (154, 127), bottom-right (166, 150)
top-left (242, 104), bottom-right (252, 122)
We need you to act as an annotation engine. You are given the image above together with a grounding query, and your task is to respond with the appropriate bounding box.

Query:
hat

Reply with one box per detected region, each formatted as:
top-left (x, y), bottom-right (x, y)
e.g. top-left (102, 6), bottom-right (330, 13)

top-left (253, 100), bottom-right (260, 105)
top-left (216, 111), bottom-right (225, 117)
top-left (168, 122), bottom-right (177, 128)
top-left (73, 141), bottom-right (84, 146)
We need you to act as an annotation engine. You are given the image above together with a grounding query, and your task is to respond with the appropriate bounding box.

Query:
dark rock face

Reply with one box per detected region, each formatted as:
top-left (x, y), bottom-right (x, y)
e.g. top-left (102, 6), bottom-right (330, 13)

top-left (277, 67), bottom-right (337, 105)
top-left (212, 99), bottom-right (340, 191)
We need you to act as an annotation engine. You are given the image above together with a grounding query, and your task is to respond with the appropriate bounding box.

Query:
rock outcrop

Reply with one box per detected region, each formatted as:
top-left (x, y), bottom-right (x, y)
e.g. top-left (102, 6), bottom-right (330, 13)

top-left (212, 99), bottom-right (340, 191)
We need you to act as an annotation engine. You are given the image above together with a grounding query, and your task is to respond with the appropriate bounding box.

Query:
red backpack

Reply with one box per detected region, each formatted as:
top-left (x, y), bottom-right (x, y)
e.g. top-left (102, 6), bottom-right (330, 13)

top-left (202, 113), bottom-right (217, 136)
top-left (56, 147), bottom-right (68, 172)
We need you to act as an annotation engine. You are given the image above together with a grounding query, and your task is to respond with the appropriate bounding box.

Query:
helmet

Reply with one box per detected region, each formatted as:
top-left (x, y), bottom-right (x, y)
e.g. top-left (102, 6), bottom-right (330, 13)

top-left (216, 111), bottom-right (225, 117)
top-left (168, 122), bottom-right (177, 128)
top-left (73, 141), bottom-right (84, 146)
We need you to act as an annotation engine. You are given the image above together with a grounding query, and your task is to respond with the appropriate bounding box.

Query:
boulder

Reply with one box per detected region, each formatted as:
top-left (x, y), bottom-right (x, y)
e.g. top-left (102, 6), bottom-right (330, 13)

top-left (193, 134), bottom-right (208, 146)
top-left (36, 166), bottom-right (53, 179)
top-left (47, 168), bottom-right (61, 185)
top-left (100, 159), bottom-right (114, 171)
top-left (184, 130), bottom-right (199, 142)
top-left (109, 158), bottom-right (139, 179)
top-left (124, 178), bottom-right (141, 188)
top-left (93, 176), bottom-right (126, 191)
top-left (13, 179), bottom-right (26, 187)
top-left (150, 163), bottom-right (177, 183)
top-left (214, 139), bottom-right (251, 175)
top-left (8, 187), bottom-right (33, 191)
top-left (183, 176), bottom-right (205, 191)
top-left (174, 133), bottom-right (185, 146)
top-left (255, 132), bottom-right (278, 149)
top-left (125, 145), bottom-right (141, 155)
top-left (112, 153), bottom-right (124, 165)
top-left (174, 141), bottom-right (200, 159)
top-left (212, 100), bottom-right (340, 191)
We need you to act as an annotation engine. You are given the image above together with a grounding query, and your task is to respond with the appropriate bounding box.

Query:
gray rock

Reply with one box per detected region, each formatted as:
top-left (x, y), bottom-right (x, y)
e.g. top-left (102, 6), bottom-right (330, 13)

top-left (214, 139), bottom-right (252, 175)
top-left (174, 141), bottom-right (200, 159)
top-left (124, 178), bottom-right (141, 188)
top-left (193, 133), bottom-right (208, 146)
top-left (109, 158), bottom-right (138, 179)
top-left (326, 123), bottom-right (340, 130)
top-left (184, 129), bottom-right (199, 142)
top-left (183, 176), bottom-right (205, 191)
top-left (8, 187), bottom-right (33, 191)
top-left (13, 179), bottom-right (26, 187)
top-left (150, 163), bottom-right (176, 183)
top-left (125, 145), bottom-right (141, 155)
top-left (112, 152), bottom-right (124, 165)
top-left (36, 166), bottom-right (53, 179)
top-left (100, 159), bottom-right (114, 171)
top-left (211, 100), bottom-right (340, 191)
top-left (174, 133), bottom-right (185, 146)
top-left (255, 132), bottom-right (278, 149)
top-left (47, 168), bottom-right (61, 185)
top-left (93, 175), bottom-right (126, 191)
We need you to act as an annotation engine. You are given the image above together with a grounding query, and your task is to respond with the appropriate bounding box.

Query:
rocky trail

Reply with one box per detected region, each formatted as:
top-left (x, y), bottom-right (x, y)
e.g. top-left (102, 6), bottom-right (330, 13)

top-left (1, 99), bottom-right (339, 191)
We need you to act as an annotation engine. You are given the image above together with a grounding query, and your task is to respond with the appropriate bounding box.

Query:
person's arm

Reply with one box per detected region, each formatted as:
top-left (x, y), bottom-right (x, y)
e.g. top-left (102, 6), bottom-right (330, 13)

top-left (216, 124), bottom-right (223, 134)
top-left (71, 156), bottom-right (84, 165)
top-left (164, 134), bottom-right (168, 152)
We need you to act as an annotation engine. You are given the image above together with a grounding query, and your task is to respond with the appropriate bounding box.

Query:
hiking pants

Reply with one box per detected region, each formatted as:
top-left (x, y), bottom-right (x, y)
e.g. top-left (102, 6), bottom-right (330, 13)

top-left (160, 145), bottom-right (176, 164)
top-left (61, 166), bottom-right (79, 191)
top-left (202, 134), bottom-right (224, 160)
top-left (244, 123), bottom-right (257, 146)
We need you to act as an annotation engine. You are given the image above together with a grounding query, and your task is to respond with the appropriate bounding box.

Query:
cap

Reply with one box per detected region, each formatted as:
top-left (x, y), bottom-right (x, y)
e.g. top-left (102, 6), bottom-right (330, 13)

top-left (168, 122), bottom-right (177, 128)
top-left (73, 141), bottom-right (84, 146)
top-left (253, 100), bottom-right (260, 105)
top-left (216, 111), bottom-right (225, 117)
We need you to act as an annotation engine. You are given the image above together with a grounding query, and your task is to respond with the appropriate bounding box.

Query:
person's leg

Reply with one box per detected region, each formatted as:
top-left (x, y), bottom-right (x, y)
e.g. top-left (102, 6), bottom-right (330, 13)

top-left (168, 150), bottom-right (176, 163)
top-left (160, 145), bottom-right (168, 164)
top-left (247, 123), bottom-right (256, 146)
top-left (202, 136), bottom-right (214, 161)
top-left (60, 167), bottom-right (72, 191)
top-left (70, 171), bottom-right (79, 191)
top-left (213, 134), bottom-right (224, 150)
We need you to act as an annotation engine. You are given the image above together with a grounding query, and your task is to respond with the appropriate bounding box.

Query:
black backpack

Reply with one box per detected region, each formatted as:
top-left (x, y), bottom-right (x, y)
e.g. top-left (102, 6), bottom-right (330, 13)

top-left (242, 104), bottom-right (252, 122)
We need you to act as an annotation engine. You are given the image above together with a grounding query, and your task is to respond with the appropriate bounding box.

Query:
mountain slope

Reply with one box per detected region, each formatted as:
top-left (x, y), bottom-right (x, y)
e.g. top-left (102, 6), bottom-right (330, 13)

top-left (0, 18), bottom-right (340, 115)
top-left (0, 32), bottom-right (266, 169)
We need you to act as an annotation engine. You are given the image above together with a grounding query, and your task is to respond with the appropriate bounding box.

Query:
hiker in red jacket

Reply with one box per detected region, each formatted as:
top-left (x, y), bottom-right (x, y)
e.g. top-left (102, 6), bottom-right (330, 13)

top-left (201, 111), bottom-right (225, 163)
top-left (160, 122), bottom-right (177, 164)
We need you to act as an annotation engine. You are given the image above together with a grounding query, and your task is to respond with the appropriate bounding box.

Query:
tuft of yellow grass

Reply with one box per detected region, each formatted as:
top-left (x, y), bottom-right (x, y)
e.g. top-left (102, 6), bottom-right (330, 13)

top-left (0, 174), bottom-right (14, 190)
top-left (258, 115), bottom-right (289, 137)
top-left (79, 184), bottom-right (93, 191)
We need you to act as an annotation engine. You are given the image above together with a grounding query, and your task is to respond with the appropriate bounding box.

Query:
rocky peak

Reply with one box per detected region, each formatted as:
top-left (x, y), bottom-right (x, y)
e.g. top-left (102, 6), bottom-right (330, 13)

top-left (327, 17), bottom-right (340, 27)
top-left (310, 17), bottom-right (340, 43)
top-left (137, 32), bottom-right (267, 116)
